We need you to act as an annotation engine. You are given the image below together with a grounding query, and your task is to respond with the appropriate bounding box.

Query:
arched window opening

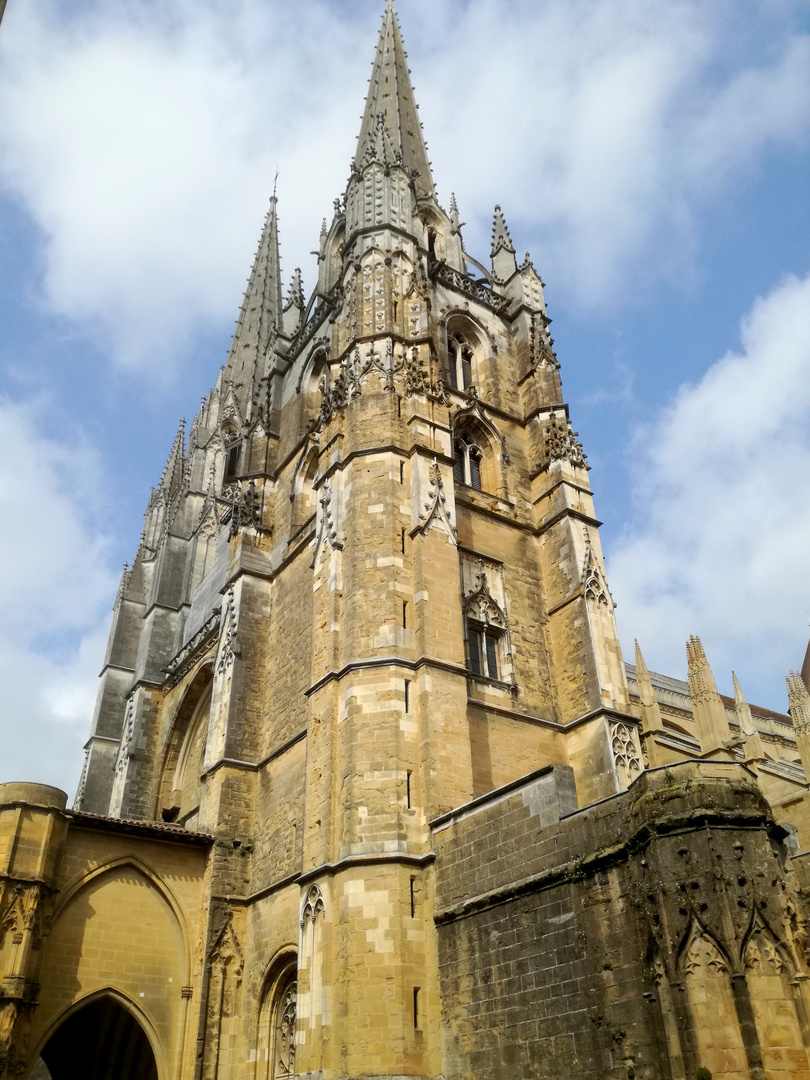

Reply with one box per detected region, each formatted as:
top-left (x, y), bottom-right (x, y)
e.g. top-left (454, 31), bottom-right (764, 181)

top-left (223, 427), bottom-right (240, 483)
top-left (158, 667), bottom-right (213, 826)
top-left (461, 553), bottom-right (513, 686)
top-left (448, 332), bottom-right (473, 391)
top-left (427, 229), bottom-right (437, 259)
top-left (453, 434), bottom-right (483, 491)
top-left (258, 959), bottom-right (298, 1080)
top-left (34, 996), bottom-right (158, 1080)
top-left (303, 352), bottom-right (329, 427)
top-left (272, 973), bottom-right (297, 1079)
top-left (297, 448), bottom-right (319, 525)
top-left (467, 623), bottom-right (502, 680)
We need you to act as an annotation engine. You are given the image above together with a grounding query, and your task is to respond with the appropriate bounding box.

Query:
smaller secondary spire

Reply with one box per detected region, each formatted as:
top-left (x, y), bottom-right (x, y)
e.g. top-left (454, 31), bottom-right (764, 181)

top-left (491, 205), bottom-right (516, 256)
top-left (224, 193), bottom-right (284, 410)
top-left (491, 205), bottom-right (518, 282)
top-left (157, 417), bottom-right (186, 499)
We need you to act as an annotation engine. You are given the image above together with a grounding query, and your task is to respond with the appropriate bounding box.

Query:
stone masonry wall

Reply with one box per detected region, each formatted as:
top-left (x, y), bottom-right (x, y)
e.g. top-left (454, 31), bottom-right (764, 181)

top-left (433, 760), bottom-right (810, 1080)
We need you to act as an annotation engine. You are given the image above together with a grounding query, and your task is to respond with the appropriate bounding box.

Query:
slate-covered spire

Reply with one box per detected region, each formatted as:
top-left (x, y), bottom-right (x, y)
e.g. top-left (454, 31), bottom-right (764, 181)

top-left (224, 193), bottom-right (283, 407)
top-left (354, 0), bottom-right (435, 200)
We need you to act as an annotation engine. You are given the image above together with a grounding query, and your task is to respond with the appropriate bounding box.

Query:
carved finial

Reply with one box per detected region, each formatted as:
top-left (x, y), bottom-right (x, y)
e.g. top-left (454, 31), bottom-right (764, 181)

top-left (491, 205), bottom-right (516, 256)
top-left (686, 636), bottom-right (731, 757)
top-left (634, 641), bottom-right (655, 708)
top-left (732, 671), bottom-right (757, 738)
top-left (544, 413), bottom-right (588, 471)
top-left (788, 670), bottom-right (810, 731)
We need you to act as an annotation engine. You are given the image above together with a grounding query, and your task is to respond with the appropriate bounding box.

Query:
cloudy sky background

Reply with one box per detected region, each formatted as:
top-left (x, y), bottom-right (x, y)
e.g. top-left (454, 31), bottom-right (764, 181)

top-left (1, 0), bottom-right (809, 795)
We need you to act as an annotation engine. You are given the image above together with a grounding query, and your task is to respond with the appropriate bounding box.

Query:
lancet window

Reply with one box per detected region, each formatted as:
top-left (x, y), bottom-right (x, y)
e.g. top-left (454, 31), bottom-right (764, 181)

top-left (453, 434), bottom-right (483, 491)
top-left (257, 957), bottom-right (298, 1080)
top-left (468, 624), bottom-right (502, 680)
top-left (271, 971), bottom-right (297, 1080)
top-left (460, 553), bottom-right (514, 686)
top-left (223, 427), bottom-right (240, 483)
top-left (447, 332), bottom-right (474, 391)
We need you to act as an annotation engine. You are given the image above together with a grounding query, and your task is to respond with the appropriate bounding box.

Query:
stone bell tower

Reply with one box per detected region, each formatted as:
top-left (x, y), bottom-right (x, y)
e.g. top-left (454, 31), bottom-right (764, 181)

top-left (10, 3), bottom-right (770, 1079)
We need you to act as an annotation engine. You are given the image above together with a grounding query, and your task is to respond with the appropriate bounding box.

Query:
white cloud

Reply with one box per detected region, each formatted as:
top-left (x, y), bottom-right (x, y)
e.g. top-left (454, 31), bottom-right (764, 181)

top-left (1, 0), bottom-right (809, 371)
top-left (0, 397), bottom-right (117, 793)
top-left (609, 271), bottom-right (810, 707)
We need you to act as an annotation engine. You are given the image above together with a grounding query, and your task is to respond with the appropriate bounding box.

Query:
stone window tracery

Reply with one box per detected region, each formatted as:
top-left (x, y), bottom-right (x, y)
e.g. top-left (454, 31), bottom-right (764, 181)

top-left (257, 958), bottom-right (298, 1080)
top-left (271, 972), bottom-right (297, 1080)
top-left (609, 721), bottom-right (642, 790)
top-left (460, 553), bottom-right (515, 687)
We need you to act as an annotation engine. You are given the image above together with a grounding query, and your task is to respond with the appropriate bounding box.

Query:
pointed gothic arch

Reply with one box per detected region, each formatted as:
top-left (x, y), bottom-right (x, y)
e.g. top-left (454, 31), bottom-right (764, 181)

top-left (326, 218), bottom-right (345, 292)
top-left (291, 441), bottom-right (320, 530)
top-left (255, 948), bottom-right (298, 1080)
top-left (451, 413), bottom-right (503, 497)
top-left (50, 855), bottom-right (192, 979)
top-left (31, 990), bottom-right (162, 1080)
top-left (156, 664), bottom-right (214, 825)
top-left (678, 920), bottom-right (748, 1077)
top-left (741, 913), bottom-right (810, 1074)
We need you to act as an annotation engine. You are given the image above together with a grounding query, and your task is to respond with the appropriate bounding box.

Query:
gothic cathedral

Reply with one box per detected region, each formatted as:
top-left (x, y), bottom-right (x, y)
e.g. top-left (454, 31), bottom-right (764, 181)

top-left (4, 4), bottom-right (810, 1079)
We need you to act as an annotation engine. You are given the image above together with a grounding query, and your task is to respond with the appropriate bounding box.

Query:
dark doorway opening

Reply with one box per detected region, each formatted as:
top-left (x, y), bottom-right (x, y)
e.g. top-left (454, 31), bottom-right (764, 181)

top-left (35, 996), bottom-right (158, 1080)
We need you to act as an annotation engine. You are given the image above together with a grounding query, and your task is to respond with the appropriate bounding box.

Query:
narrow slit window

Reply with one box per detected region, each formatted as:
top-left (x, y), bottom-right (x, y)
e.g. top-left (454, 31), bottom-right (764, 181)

top-left (224, 442), bottom-right (240, 482)
top-left (468, 629), bottom-right (482, 675)
top-left (402, 601), bottom-right (408, 629)
top-left (485, 633), bottom-right (500, 680)
top-left (461, 347), bottom-right (472, 389)
top-left (410, 877), bottom-right (416, 918)
top-left (413, 987), bottom-right (420, 1029)
top-left (401, 529), bottom-right (406, 554)
top-left (453, 445), bottom-right (465, 486)
top-left (469, 449), bottom-right (482, 490)
top-left (404, 680), bottom-right (410, 713)
top-left (399, 461), bottom-right (405, 484)
top-left (406, 771), bottom-right (412, 808)
top-left (448, 332), bottom-right (474, 391)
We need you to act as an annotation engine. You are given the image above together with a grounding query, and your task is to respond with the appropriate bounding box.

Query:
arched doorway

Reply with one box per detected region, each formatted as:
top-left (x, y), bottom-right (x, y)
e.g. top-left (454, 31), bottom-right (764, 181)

top-left (32, 996), bottom-right (158, 1080)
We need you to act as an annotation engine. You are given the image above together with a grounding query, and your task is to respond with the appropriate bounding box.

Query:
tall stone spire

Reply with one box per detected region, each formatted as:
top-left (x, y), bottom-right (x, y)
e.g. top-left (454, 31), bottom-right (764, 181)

top-left (354, 0), bottom-right (435, 201)
top-left (686, 635), bottom-right (731, 757)
top-left (223, 193), bottom-right (283, 410)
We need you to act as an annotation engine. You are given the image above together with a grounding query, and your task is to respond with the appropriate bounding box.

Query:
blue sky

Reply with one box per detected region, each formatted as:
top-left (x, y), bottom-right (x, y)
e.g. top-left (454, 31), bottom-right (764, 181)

top-left (1, 0), bottom-right (809, 797)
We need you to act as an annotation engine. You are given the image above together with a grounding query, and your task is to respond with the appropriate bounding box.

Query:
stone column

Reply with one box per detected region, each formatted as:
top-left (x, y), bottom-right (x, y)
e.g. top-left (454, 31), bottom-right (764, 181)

top-left (0, 784), bottom-right (68, 1079)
